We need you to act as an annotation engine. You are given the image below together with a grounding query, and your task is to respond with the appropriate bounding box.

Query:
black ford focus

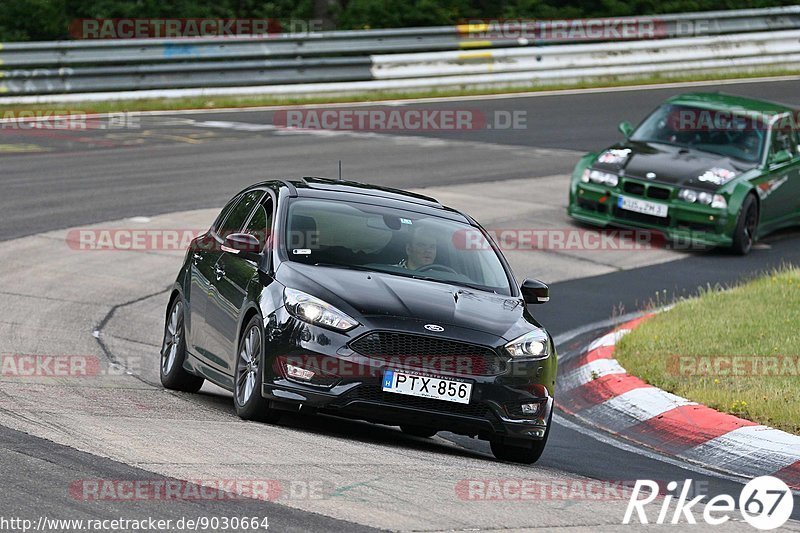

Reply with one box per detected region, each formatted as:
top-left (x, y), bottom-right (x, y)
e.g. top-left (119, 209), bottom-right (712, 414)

top-left (161, 178), bottom-right (556, 463)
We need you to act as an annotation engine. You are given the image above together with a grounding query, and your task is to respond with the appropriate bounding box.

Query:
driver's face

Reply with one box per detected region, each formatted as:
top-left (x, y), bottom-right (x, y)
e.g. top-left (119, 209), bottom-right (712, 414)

top-left (407, 234), bottom-right (437, 269)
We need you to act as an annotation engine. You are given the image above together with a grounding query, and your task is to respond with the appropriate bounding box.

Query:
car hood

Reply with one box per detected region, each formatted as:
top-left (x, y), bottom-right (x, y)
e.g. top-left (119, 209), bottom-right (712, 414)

top-left (592, 141), bottom-right (755, 191)
top-left (276, 262), bottom-right (527, 340)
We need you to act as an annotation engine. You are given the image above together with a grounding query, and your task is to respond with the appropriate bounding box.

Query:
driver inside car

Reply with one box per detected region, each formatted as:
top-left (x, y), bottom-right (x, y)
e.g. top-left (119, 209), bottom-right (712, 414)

top-left (396, 227), bottom-right (437, 270)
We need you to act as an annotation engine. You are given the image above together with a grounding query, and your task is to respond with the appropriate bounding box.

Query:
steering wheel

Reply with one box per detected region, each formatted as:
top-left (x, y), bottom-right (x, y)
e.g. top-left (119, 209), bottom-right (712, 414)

top-left (416, 263), bottom-right (458, 274)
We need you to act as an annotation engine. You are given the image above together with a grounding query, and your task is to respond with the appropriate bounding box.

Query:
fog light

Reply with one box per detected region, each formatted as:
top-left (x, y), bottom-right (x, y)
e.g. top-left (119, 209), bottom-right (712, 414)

top-left (521, 403), bottom-right (541, 415)
top-left (286, 364), bottom-right (315, 381)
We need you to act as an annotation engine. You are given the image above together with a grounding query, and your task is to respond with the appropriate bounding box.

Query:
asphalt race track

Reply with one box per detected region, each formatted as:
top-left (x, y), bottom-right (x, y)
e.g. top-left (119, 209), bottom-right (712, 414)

top-left (1, 78), bottom-right (800, 531)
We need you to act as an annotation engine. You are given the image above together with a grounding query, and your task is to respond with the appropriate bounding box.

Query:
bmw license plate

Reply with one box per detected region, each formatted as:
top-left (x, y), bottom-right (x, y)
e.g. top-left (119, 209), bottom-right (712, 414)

top-left (617, 195), bottom-right (669, 218)
top-left (382, 370), bottom-right (472, 404)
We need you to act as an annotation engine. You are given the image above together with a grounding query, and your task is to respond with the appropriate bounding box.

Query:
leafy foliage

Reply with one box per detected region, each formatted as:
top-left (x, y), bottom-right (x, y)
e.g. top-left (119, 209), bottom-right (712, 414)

top-left (1, 0), bottom-right (797, 41)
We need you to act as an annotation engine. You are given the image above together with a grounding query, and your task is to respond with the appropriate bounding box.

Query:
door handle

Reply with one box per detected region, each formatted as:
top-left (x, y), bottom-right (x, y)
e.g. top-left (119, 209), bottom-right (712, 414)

top-left (214, 265), bottom-right (225, 280)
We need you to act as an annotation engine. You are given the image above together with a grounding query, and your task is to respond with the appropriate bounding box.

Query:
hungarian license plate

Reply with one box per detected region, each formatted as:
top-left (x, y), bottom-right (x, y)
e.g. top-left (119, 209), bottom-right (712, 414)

top-left (618, 195), bottom-right (669, 218)
top-left (382, 370), bottom-right (472, 404)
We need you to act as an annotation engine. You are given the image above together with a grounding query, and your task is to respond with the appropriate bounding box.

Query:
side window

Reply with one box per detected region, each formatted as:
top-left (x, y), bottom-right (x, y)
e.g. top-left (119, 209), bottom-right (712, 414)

top-left (770, 125), bottom-right (796, 159)
top-left (217, 191), bottom-right (265, 235)
top-left (212, 194), bottom-right (242, 233)
top-left (243, 197), bottom-right (274, 250)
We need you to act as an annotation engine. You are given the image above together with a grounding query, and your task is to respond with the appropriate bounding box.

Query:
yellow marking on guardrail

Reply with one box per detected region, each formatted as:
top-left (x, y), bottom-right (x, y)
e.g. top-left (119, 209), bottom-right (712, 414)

top-left (456, 23), bottom-right (489, 34)
top-left (0, 144), bottom-right (48, 153)
top-left (459, 40), bottom-right (493, 49)
top-left (457, 51), bottom-right (493, 61)
top-left (0, 84), bottom-right (8, 93)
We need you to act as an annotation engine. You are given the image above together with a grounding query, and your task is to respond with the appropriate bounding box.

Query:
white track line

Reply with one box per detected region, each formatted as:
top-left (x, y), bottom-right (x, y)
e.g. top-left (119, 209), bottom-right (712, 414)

top-left (4, 75), bottom-right (799, 119)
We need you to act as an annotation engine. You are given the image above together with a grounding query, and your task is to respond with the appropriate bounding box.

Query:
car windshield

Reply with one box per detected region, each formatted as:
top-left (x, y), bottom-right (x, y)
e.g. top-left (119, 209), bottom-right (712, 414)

top-left (630, 103), bottom-right (766, 163)
top-left (283, 198), bottom-right (513, 295)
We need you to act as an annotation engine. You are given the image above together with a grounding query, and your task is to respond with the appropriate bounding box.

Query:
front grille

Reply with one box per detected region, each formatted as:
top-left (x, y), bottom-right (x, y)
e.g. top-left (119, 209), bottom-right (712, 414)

top-left (343, 384), bottom-right (490, 418)
top-left (350, 332), bottom-right (506, 376)
top-left (614, 207), bottom-right (671, 227)
top-left (624, 180), bottom-right (672, 201)
top-left (624, 181), bottom-right (646, 196)
top-left (646, 186), bottom-right (671, 200)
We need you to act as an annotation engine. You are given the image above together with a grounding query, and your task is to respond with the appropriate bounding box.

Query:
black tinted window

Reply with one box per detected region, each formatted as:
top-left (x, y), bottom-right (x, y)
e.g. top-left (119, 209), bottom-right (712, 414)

top-left (212, 194), bottom-right (242, 232)
top-left (244, 198), bottom-right (273, 249)
top-left (218, 191), bottom-right (264, 234)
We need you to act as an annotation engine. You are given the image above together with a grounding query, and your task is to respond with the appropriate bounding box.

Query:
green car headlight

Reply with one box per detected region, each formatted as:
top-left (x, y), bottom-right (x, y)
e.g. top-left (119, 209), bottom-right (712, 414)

top-left (283, 288), bottom-right (358, 331)
top-left (582, 169), bottom-right (619, 187)
top-left (678, 189), bottom-right (727, 209)
top-left (505, 328), bottom-right (550, 360)
top-left (711, 194), bottom-right (728, 209)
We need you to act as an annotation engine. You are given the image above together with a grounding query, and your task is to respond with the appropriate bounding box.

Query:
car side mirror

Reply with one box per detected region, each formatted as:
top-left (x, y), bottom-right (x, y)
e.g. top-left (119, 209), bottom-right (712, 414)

top-left (222, 232), bottom-right (261, 261)
top-left (618, 121), bottom-right (633, 138)
top-left (770, 149), bottom-right (792, 166)
top-left (521, 278), bottom-right (549, 304)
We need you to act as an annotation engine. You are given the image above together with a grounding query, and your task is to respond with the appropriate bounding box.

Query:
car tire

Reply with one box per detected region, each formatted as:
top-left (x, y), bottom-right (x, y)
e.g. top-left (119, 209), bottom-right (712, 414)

top-left (731, 194), bottom-right (758, 256)
top-left (490, 410), bottom-right (552, 464)
top-left (234, 315), bottom-right (282, 423)
top-left (400, 425), bottom-right (438, 438)
top-left (160, 297), bottom-right (205, 393)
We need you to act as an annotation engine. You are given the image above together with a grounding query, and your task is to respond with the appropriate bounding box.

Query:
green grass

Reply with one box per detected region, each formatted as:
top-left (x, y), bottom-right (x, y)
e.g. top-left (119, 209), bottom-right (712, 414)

top-left (614, 268), bottom-right (800, 434)
top-left (2, 68), bottom-right (800, 114)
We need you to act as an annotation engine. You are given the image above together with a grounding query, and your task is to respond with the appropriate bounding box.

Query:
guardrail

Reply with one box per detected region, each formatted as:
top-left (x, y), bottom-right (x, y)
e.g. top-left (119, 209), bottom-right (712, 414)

top-left (2, 6), bottom-right (800, 102)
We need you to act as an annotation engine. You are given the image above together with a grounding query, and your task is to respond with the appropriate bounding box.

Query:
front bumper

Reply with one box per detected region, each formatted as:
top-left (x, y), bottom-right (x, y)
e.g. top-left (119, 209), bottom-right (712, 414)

top-left (262, 313), bottom-right (555, 443)
top-left (262, 379), bottom-right (553, 441)
top-left (568, 182), bottom-right (734, 248)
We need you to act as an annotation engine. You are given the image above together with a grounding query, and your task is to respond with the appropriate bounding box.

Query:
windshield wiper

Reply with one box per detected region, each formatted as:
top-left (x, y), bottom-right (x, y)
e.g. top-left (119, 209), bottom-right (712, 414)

top-left (409, 274), bottom-right (498, 294)
top-left (313, 262), bottom-right (376, 273)
top-left (313, 262), bottom-right (501, 294)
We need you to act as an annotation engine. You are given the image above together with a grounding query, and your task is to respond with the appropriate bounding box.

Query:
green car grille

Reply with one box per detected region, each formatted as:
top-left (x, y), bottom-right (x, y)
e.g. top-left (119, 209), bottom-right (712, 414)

top-left (622, 179), bottom-right (673, 200)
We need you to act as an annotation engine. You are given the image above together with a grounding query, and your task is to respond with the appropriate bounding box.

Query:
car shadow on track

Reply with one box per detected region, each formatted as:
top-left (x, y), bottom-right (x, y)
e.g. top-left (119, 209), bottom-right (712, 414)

top-left (183, 388), bottom-right (493, 462)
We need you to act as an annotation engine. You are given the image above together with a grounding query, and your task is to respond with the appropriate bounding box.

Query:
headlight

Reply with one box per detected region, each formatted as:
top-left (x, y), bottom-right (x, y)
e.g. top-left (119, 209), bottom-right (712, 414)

top-left (679, 189), bottom-right (727, 209)
top-left (584, 169), bottom-right (619, 187)
top-left (283, 288), bottom-right (358, 331)
top-left (505, 328), bottom-right (550, 360)
top-left (678, 189), bottom-right (698, 203)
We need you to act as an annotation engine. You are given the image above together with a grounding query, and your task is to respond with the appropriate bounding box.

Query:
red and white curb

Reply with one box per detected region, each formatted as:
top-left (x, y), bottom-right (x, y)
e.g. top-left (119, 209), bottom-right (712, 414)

top-left (557, 314), bottom-right (800, 490)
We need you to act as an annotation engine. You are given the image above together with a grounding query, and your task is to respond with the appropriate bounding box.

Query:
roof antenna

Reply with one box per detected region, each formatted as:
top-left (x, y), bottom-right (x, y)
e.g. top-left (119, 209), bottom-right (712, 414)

top-left (338, 160), bottom-right (342, 181)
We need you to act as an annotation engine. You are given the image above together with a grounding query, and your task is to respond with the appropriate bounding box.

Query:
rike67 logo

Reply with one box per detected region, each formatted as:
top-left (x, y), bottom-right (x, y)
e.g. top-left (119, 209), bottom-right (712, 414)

top-left (624, 477), bottom-right (794, 530)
